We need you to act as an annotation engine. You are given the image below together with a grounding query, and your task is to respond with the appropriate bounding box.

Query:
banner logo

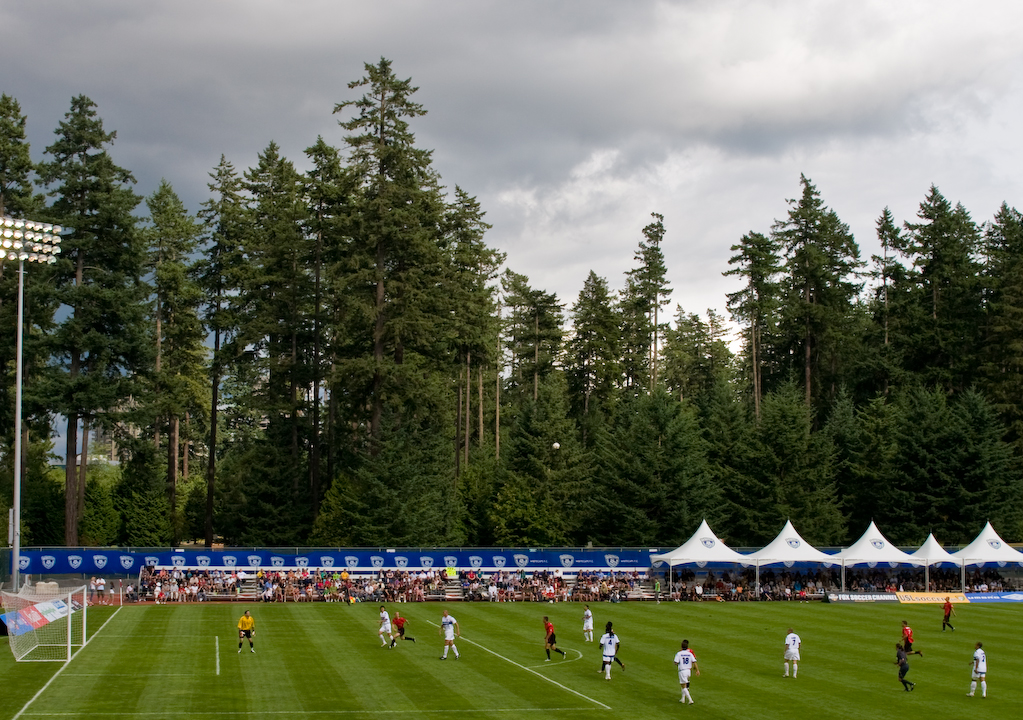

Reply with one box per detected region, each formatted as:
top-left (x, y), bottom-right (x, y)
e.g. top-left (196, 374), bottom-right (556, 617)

top-left (444, 556), bottom-right (458, 568)
top-left (559, 554), bottom-right (575, 568)
top-left (170, 555), bottom-right (184, 567)
top-left (988, 539), bottom-right (1002, 550)
top-left (701, 538), bottom-right (716, 549)
top-left (493, 556), bottom-right (506, 568)
top-left (786, 538), bottom-right (801, 549)
top-left (605, 554), bottom-right (620, 568)
top-left (395, 556), bottom-right (408, 568)
top-left (696, 560), bottom-right (707, 568)
top-left (295, 557), bottom-right (309, 568)
top-left (371, 556), bottom-right (384, 568)
top-left (871, 539), bottom-right (885, 549)
top-left (270, 556), bottom-right (284, 567)
top-left (42, 555), bottom-right (56, 570)
top-left (143, 556), bottom-right (159, 567)
top-left (247, 555), bottom-right (262, 567)
top-left (420, 556), bottom-right (434, 569)
top-left (469, 556), bottom-right (483, 568)
top-left (223, 556), bottom-right (237, 567)
top-left (197, 556), bottom-right (211, 567)
top-left (94, 555), bottom-right (108, 569)
top-left (19, 556), bottom-right (30, 570)
top-left (867, 561), bottom-right (878, 568)
top-left (345, 556), bottom-right (359, 569)
top-left (513, 554), bottom-right (530, 568)
top-left (69, 555), bottom-right (83, 569)
top-left (319, 556), bottom-right (334, 568)
top-left (120, 556), bottom-right (134, 570)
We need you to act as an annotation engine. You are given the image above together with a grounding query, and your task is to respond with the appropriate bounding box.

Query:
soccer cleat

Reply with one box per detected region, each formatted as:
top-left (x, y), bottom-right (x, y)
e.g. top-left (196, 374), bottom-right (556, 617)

top-left (410, 638), bottom-right (416, 643)
top-left (251, 649), bottom-right (255, 653)
top-left (439, 656), bottom-right (446, 660)
top-left (967, 694), bottom-right (974, 697)
top-left (238, 649), bottom-right (241, 654)
top-left (620, 663), bottom-right (625, 672)
top-left (545, 658), bottom-right (551, 662)
top-left (909, 683), bottom-right (915, 691)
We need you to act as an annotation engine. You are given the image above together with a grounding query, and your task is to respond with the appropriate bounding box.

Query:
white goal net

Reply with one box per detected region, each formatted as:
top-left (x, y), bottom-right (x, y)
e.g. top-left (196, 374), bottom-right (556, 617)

top-left (1, 583), bottom-right (88, 661)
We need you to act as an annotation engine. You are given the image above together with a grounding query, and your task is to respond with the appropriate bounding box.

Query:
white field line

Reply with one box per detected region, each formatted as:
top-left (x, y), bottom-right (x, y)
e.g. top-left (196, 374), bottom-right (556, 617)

top-left (18, 710), bottom-right (597, 717)
top-left (525, 647), bottom-right (584, 668)
top-left (424, 620), bottom-right (610, 711)
top-left (13, 608), bottom-right (123, 720)
top-left (216, 636), bottom-right (220, 676)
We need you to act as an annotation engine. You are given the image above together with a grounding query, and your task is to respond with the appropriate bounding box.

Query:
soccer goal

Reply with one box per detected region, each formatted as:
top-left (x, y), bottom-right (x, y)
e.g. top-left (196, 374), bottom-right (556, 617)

top-left (1, 583), bottom-right (88, 662)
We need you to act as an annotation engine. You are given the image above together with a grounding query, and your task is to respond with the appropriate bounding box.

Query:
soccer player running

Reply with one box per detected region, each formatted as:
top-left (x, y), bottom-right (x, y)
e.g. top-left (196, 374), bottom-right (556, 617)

top-left (379, 606), bottom-right (395, 647)
top-left (674, 639), bottom-right (700, 704)
top-left (968, 642), bottom-right (987, 697)
top-left (901, 620), bottom-right (923, 656)
top-left (390, 610), bottom-right (416, 647)
top-left (894, 642), bottom-right (914, 691)
top-left (544, 616), bottom-right (566, 661)
top-left (238, 610), bottom-right (255, 653)
top-left (439, 608), bottom-right (460, 659)
top-left (783, 627), bottom-right (801, 678)
top-left (582, 605), bottom-right (593, 642)
top-left (598, 621), bottom-right (620, 680)
top-left (942, 597), bottom-right (956, 632)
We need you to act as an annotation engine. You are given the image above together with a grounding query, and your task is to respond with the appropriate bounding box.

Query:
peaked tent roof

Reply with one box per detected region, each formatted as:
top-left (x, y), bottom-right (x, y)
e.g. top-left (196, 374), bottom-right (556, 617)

top-left (650, 519), bottom-right (748, 566)
top-left (952, 522), bottom-right (1023, 566)
top-left (910, 533), bottom-right (962, 567)
top-left (745, 519), bottom-right (837, 566)
top-left (833, 521), bottom-right (925, 566)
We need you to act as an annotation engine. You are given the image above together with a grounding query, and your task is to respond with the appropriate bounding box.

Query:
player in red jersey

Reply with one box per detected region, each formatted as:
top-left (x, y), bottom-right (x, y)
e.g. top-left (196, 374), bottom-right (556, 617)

top-left (544, 616), bottom-right (566, 661)
top-left (942, 597), bottom-right (956, 631)
top-left (901, 620), bottom-right (923, 656)
top-left (389, 611), bottom-right (416, 647)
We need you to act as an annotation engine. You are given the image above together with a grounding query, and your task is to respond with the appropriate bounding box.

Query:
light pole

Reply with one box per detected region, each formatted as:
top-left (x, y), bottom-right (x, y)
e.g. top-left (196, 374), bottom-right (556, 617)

top-left (2, 215), bottom-right (62, 591)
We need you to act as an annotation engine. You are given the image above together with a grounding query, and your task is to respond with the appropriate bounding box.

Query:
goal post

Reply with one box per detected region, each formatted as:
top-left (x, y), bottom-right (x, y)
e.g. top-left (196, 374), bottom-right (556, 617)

top-left (1, 583), bottom-right (87, 662)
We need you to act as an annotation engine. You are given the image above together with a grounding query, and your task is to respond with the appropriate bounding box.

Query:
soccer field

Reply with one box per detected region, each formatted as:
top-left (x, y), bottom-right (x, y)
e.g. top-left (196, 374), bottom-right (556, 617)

top-left (1, 600), bottom-right (1016, 719)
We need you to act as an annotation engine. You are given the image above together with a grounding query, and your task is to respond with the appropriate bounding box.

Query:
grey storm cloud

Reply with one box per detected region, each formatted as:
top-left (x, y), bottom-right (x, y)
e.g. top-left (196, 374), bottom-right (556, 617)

top-left (4, 0), bottom-right (1023, 328)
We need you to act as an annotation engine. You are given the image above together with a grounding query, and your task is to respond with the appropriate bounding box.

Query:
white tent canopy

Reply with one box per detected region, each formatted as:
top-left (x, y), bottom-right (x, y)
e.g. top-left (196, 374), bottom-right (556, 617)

top-left (650, 519), bottom-right (748, 567)
top-left (834, 521), bottom-right (925, 567)
top-left (745, 520), bottom-right (836, 566)
top-left (952, 522), bottom-right (1023, 567)
top-left (911, 533), bottom-right (962, 567)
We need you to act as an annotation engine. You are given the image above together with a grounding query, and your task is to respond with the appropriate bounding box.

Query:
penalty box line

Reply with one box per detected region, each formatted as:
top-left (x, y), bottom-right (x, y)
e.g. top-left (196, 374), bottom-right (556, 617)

top-left (424, 620), bottom-right (611, 711)
top-left (13, 607), bottom-right (124, 720)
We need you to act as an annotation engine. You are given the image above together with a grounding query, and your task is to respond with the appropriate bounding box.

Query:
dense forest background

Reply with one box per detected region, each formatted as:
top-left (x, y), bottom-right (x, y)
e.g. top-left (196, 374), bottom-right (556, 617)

top-left (2, 60), bottom-right (1022, 550)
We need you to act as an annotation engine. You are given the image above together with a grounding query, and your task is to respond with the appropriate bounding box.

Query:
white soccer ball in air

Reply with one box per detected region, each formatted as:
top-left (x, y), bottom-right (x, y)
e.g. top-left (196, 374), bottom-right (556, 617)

top-left (552, 442), bottom-right (560, 450)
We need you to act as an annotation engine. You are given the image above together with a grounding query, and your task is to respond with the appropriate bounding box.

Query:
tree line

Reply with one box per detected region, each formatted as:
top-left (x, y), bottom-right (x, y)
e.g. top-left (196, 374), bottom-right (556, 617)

top-left (1, 60), bottom-right (1021, 551)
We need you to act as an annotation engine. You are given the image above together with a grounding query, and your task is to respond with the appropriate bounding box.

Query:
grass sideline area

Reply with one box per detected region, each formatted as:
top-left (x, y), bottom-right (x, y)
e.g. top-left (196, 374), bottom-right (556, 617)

top-left (1, 600), bottom-right (1017, 719)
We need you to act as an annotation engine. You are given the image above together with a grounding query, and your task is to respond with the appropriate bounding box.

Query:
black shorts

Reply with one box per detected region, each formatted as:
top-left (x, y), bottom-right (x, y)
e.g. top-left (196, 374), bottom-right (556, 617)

top-left (903, 640), bottom-right (913, 652)
top-left (547, 633), bottom-right (557, 645)
top-left (239, 629), bottom-right (252, 639)
top-left (898, 663), bottom-right (909, 679)
top-left (397, 627), bottom-right (406, 637)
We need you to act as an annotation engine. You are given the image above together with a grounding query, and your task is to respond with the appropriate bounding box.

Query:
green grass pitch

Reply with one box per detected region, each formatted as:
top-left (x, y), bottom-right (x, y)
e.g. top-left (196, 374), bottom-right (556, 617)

top-left (1, 600), bottom-right (1017, 719)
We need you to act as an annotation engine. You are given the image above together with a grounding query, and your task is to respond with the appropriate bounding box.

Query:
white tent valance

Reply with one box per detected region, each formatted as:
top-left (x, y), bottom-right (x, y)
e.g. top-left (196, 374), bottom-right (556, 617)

top-left (745, 520), bottom-right (836, 566)
top-left (650, 519), bottom-right (748, 566)
top-left (952, 522), bottom-right (1023, 567)
top-left (833, 521), bottom-right (925, 567)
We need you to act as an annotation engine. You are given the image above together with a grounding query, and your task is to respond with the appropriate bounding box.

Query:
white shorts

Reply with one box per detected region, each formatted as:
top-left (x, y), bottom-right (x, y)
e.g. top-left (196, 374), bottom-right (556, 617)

top-left (602, 654), bottom-right (615, 662)
top-left (380, 623), bottom-right (392, 634)
top-left (678, 670), bottom-right (691, 684)
top-left (785, 649), bottom-right (800, 662)
top-left (583, 621), bottom-right (593, 631)
top-left (972, 670), bottom-right (985, 680)
top-left (444, 631), bottom-right (455, 642)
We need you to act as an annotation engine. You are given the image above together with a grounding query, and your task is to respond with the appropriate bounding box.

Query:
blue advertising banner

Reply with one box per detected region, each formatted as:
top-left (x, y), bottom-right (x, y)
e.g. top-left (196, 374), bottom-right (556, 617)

top-left (14, 548), bottom-right (654, 575)
top-left (964, 592), bottom-right (1023, 603)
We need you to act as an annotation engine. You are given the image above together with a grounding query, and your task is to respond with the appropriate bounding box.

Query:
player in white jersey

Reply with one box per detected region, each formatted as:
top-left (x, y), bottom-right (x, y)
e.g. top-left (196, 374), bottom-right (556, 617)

top-left (378, 606), bottom-right (394, 647)
top-left (968, 642), bottom-right (987, 697)
top-left (783, 627), bottom-right (801, 678)
top-left (598, 621), bottom-right (620, 680)
top-left (582, 605), bottom-right (593, 642)
top-left (673, 639), bottom-right (700, 704)
top-left (439, 609), bottom-right (460, 659)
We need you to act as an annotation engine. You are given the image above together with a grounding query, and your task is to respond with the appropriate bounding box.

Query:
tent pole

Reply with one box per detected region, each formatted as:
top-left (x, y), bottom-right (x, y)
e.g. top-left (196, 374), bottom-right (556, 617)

top-left (841, 560), bottom-right (845, 592)
top-left (755, 561), bottom-right (760, 601)
top-left (924, 563), bottom-right (929, 592)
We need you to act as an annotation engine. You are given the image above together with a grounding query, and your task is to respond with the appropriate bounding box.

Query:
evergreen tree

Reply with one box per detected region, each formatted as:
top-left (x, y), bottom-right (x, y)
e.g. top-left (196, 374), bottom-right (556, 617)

top-left (724, 230), bottom-right (781, 418)
top-left (619, 213), bottom-right (671, 392)
top-left (37, 96), bottom-right (148, 545)
top-left (661, 307), bottom-right (733, 406)
top-left (566, 271), bottom-right (620, 417)
top-left (500, 270), bottom-right (563, 404)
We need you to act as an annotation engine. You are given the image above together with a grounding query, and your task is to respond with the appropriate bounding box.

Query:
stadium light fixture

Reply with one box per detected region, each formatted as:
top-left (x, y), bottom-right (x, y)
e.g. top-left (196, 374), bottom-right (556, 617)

top-left (3, 215), bottom-right (63, 591)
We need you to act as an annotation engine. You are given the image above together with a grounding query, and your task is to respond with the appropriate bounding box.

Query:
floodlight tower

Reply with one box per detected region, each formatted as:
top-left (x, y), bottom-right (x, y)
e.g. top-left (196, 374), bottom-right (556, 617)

top-left (2, 216), bottom-right (62, 591)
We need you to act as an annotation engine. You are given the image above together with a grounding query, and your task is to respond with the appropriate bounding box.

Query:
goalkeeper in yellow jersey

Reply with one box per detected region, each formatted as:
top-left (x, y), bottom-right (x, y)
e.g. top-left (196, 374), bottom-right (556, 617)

top-left (238, 610), bottom-right (255, 653)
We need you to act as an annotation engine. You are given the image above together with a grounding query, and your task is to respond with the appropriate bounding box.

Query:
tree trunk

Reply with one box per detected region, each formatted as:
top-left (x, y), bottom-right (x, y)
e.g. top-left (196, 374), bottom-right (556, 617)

top-left (65, 414), bottom-right (79, 546)
top-left (455, 367), bottom-right (463, 480)
top-left (168, 414), bottom-right (179, 544)
top-left (78, 418), bottom-right (89, 529)
top-left (370, 243), bottom-right (386, 443)
top-left (477, 366), bottom-right (484, 446)
top-left (464, 352), bottom-right (471, 467)
top-left (182, 412), bottom-right (190, 480)
top-left (205, 327), bottom-right (220, 548)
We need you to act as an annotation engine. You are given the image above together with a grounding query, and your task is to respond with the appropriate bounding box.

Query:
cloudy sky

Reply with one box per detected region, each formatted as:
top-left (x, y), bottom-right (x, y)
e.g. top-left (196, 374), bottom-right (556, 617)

top-left (5, 0), bottom-right (1023, 338)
